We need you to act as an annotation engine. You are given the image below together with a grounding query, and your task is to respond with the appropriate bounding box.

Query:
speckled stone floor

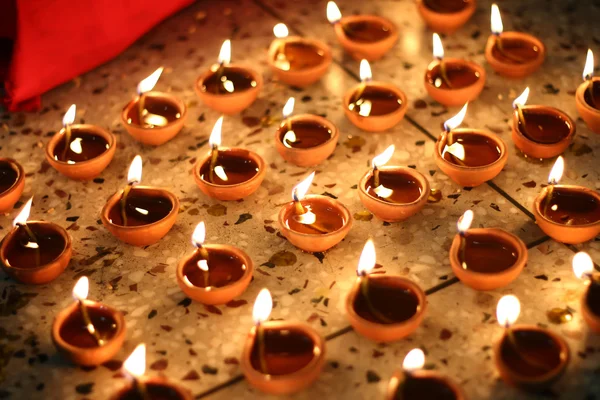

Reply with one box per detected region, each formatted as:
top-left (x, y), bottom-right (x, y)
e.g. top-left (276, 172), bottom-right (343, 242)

top-left (0, 0), bottom-right (599, 399)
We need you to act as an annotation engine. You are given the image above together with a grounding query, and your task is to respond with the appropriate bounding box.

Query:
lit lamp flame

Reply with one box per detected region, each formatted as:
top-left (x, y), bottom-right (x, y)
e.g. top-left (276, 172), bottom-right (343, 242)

top-left (326, 1), bottom-right (342, 24)
top-left (548, 156), bottom-right (564, 185)
top-left (252, 288), bottom-right (272, 326)
top-left (402, 348), bottom-right (425, 372)
top-left (457, 209), bottom-right (474, 235)
top-left (432, 33), bottom-right (444, 60)
top-left (13, 197), bottom-right (33, 227)
top-left (273, 23), bottom-right (289, 39)
top-left (360, 59), bottom-right (372, 83)
top-left (443, 103), bottom-right (468, 132)
top-left (356, 239), bottom-right (376, 277)
top-left (583, 49), bottom-right (595, 81)
top-left (123, 343), bottom-right (146, 379)
top-left (63, 104), bottom-right (76, 127)
top-left (292, 171), bottom-right (315, 202)
top-left (137, 67), bottom-right (163, 95)
top-left (573, 252), bottom-right (594, 280)
top-left (371, 145), bottom-right (395, 169)
top-left (218, 40), bottom-right (231, 65)
top-left (209, 116), bottom-right (223, 149)
top-left (512, 87), bottom-right (529, 109)
top-left (282, 97), bottom-right (295, 119)
top-left (490, 4), bottom-right (503, 36)
top-left (191, 222), bottom-right (206, 247)
top-left (496, 295), bottom-right (520, 328)
top-left (128, 155), bottom-right (143, 185)
top-left (72, 276), bottom-right (89, 301)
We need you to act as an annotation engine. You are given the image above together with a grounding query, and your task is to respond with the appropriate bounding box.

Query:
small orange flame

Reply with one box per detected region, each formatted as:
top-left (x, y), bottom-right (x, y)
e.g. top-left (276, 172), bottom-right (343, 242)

top-left (512, 87), bottom-right (529, 109)
top-left (252, 288), bottom-right (272, 325)
top-left (13, 197), bottom-right (33, 227)
top-left (209, 116), bottom-right (223, 148)
top-left (273, 23), bottom-right (289, 39)
top-left (72, 276), bottom-right (89, 301)
top-left (457, 209), bottom-right (474, 235)
top-left (371, 145), bottom-right (395, 169)
top-left (192, 221), bottom-right (206, 247)
top-left (63, 104), bottom-right (76, 127)
top-left (443, 103), bottom-right (468, 132)
top-left (490, 4), bottom-right (503, 35)
top-left (326, 1), bottom-right (342, 24)
top-left (432, 33), bottom-right (444, 60)
top-left (292, 171), bottom-right (315, 201)
top-left (123, 343), bottom-right (146, 378)
top-left (127, 155), bottom-right (143, 185)
top-left (282, 97), bottom-right (295, 119)
top-left (218, 40), bottom-right (231, 65)
top-left (357, 239), bottom-right (376, 276)
top-left (402, 349), bottom-right (425, 372)
top-left (573, 252), bottom-right (594, 280)
top-left (359, 59), bottom-right (372, 82)
top-left (548, 156), bottom-right (564, 185)
top-left (583, 49), bottom-right (595, 81)
top-left (496, 295), bottom-right (520, 328)
top-left (137, 67), bottom-right (163, 95)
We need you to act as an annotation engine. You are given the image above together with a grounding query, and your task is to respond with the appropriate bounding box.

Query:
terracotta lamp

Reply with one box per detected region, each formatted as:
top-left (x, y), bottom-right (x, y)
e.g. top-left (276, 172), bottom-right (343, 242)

top-left (450, 210), bottom-right (527, 291)
top-left (573, 252), bottom-right (600, 333)
top-left (176, 221), bottom-right (253, 305)
top-left (52, 277), bottom-right (126, 366)
top-left (576, 49), bottom-right (600, 134)
top-left (345, 239), bottom-right (427, 342)
top-left (0, 158), bottom-right (25, 213)
top-left (344, 59), bottom-right (408, 132)
top-left (275, 97), bottom-right (339, 167)
top-left (101, 156), bottom-right (179, 247)
top-left (194, 117), bottom-right (266, 201)
top-left (122, 67), bottom-right (187, 146)
top-left (533, 157), bottom-right (600, 244)
top-left (485, 4), bottom-right (545, 78)
top-left (385, 349), bottom-right (466, 400)
top-left (0, 198), bottom-right (72, 284)
top-left (416, 0), bottom-right (476, 34)
top-left (434, 103), bottom-right (508, 187)
top-left (278, 172), bottom-right (352, 253)
top-left (494, 295), bottom-right (569, 390)
top-left (268, 23), bottom-right (332, 88)
top-left (195, 40), bottom-right (262, 115)
top-left (425, 33), bottom-right (485, 106)
top-left (327, 1), bottom-right (398, 61)
top-left (110, 344), bottom-right (193, 400)
top-left (358, 145), bottom-right (430, 222)
top-left (511, 87), bottom-right (575, 159)
top-left (46, 104), bottom-right (116, 180)
top-left (241, 289), bottom-right (326, 395)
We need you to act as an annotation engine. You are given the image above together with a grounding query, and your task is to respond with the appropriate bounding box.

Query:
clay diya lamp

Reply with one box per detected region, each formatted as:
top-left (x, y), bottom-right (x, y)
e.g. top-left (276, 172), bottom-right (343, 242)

top-left (511, 87), bottom-right (575, 159)
top-left (195, 40), bottom-right (262, 115)
top-left (416, 0), bottom-right (476, 34)
top-left (0, 158), bottom-right (24, 213)
top-left (385, 349), bottom-right (466, 400)
top-left (268, 23), bottom-right (332, 88)
top-left (241, 289), bottom-right (326, 395)
top-left (176, 221), bottom-right (253, 305)
top-left (450, 210), bottom-right (527, 291)
top-left (101, 155), bottom-right (179, 246)
top-left (425, 33), bottom-right (485, 106)
top-left (494, 295), bottom-right (570, 390)
top-left (46, 104), bottom-right (116, 180)
top-left (358, 145), bottom-right (430, 222)
top-left (275, 97), bottom-right (339, 167)
top-left (345, 239), bottom-right (427, 342)
top-left (434, 103), bottom-right (508, 187)
top-left (194, 117), bottom-right (266, 201)
top-left (485, 4), bottom-right (545, 79)
top-left (327, 1), bottom-right (397, 61)
top-left (343, 59), bottom-right (408, 132)
top-left (278, 172), bottom-right (352, 252)
top-left (110, 344), bottom-right (193, 400)
top-left (0, 198), bottom-right (72, 284)
top-left (573, 252), bottom-right (600, 333)
top-left (576, 49), bottom-right (600, 134)
top-left (533, 157), bottom-right (600, 244)
top-left (122, 67), bottom-right (187, 146)
top-left (52, 277), bottom-right (126, 366)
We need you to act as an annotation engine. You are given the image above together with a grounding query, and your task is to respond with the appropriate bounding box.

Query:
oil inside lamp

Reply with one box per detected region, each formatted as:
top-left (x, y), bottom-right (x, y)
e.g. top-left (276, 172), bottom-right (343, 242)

top-left (280, 97), bottom-right (332, 150)
top-left (107, 156), bottom-right (173, 227)
top-left (272, 23), bottom-right (325, 72)
top-left (201, 40), bottom-right (257, 95)
top-left (583, 49), bottom-right (599, 109)
top-left (51, 104), bottom-right (110, 164)
top-left (285, 172), bottom-right (344, 234)
top-left (251, 288), bottom-right (318, 375)
top-left (490, 4), bottom-right (540, 64)
top-left (0, 160), bottom-right (19, 195)
top-left (327, 1), bottom-right (391, 43)
top-left (441, 103), bottom-right (501, 167)
top-left (353, 239), bottom-right (420, 324)
top-left (199, 117), bottom-right (260, 185)
top-left (6, 198), bottom-right (65, 268)
top-left (348, 60), bottom-right (402, 117)
top-left (422, 0), bottom-right (470, 13)
top-left (181, 221), bottom-right (247, 290)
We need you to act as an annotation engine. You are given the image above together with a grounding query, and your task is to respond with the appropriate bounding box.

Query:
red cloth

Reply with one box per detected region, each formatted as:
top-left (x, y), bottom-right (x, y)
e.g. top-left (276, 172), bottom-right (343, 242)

top-left (1, 0), bottom-right (193, 111)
